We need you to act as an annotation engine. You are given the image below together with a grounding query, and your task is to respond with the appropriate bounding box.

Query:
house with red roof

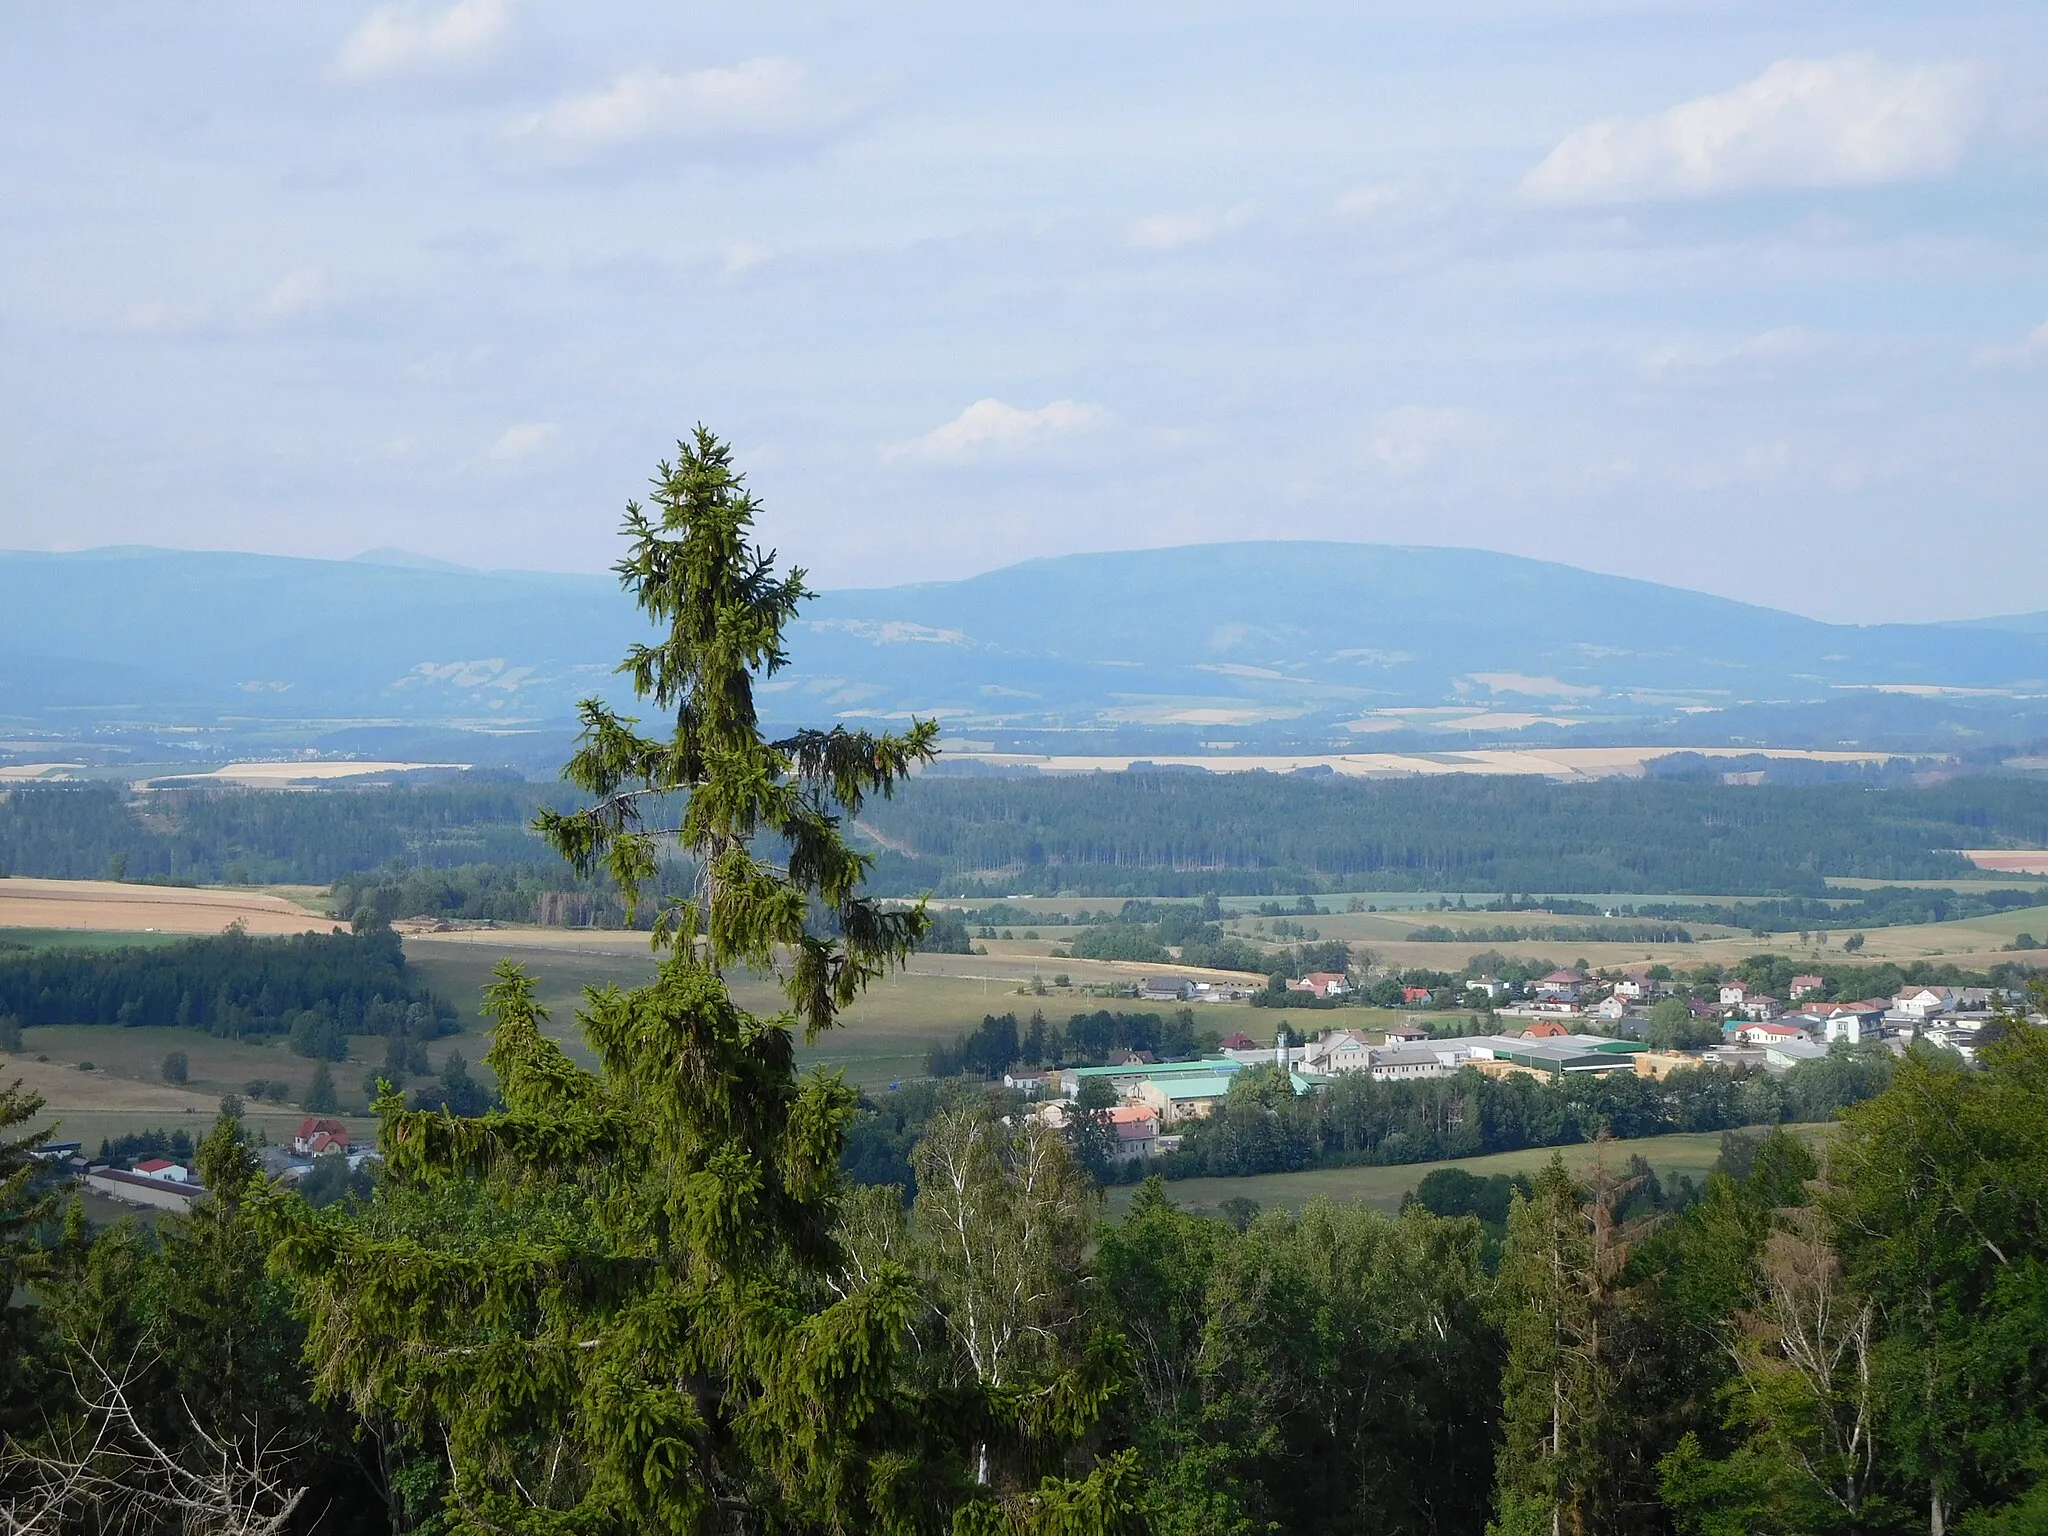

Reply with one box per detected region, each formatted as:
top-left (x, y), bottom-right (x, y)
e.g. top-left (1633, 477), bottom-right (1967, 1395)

top-left (1107, 1105), bottom-right (1160, 1162)
top-left (293, 1117), bottom-right (352, 1156)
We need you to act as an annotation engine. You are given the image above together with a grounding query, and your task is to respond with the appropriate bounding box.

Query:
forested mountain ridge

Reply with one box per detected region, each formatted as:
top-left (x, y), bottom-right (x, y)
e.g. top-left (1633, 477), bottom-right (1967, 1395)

top-left (7, 543), bottom-right (2048, 744)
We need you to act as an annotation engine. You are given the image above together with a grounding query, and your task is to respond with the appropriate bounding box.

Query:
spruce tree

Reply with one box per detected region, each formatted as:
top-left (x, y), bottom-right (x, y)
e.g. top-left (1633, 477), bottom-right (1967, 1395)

top-left (0, 1077), bottom-right (55, 1437)
top-left (264, 429), bottom-right (1141, 1534)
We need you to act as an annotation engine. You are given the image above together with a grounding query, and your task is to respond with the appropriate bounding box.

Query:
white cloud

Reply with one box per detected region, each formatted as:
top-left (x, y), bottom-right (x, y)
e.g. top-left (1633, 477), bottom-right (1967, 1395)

top-left (1127, 204), bottom-right (1254, 251)
top-left (256, 266), bottom-right (331, 324)
top-left (1973, 320), bottom-right (2048, 369)
top-left (886, 399), bottom-right (1114, 465)
top-left (1641, 325), bottom-right (1829, 381)
top-left (499, 58), bottom-right (859, 172)
top-left (1521, 54), bottom-right (1984, 205)
top-left (487, 421), bottom-right (559, 462)
top-left (1364, 405), bottom-right (1479, 476)
top-left (334, 0), bottom-right (511, 85)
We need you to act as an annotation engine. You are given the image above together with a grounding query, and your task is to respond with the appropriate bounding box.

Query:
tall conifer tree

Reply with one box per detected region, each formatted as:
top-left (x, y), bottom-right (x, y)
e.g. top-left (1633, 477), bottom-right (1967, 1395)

top-left (265, 429), bottom-right (1141, 1534)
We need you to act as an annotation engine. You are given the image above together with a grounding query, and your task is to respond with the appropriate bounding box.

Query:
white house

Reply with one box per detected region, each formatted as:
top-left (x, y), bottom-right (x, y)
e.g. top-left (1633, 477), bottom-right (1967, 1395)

top-left (1294, 971), bottom-right (1351, 999)
top-left (1593, 995), bottom-right (1631, 1022)
top-left (1718, 981), bottom-right (1750, 1008)
top-left (1789, 974), bottom-right (1826, 1001)
top-left (1893, 986), bottom-right (1955, 1020)
top-left (1737, 1020), bottom-right (1809, 1047)
top-left (1301, 1029), bottom-right (1373, 1075)
top-left (1738, 994), bottom-right (1783, 1023)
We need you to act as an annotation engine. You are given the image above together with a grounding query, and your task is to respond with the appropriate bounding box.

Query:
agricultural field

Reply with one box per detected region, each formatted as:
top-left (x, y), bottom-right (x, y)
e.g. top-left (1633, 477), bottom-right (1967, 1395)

top-left (0, 876), bottom-right (332, 936)
top-left (0, 1043), bottom-right (368, 1156)
top-left (404, 934), bottom-right (1321, 1092)
top-left (1112, 1123), bottom-right (1837, 1220)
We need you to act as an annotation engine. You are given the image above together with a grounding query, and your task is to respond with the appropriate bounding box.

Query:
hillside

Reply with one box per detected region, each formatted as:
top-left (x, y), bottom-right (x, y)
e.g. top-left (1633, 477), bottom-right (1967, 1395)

top-left (5, 543), bottom-right (2048, 752)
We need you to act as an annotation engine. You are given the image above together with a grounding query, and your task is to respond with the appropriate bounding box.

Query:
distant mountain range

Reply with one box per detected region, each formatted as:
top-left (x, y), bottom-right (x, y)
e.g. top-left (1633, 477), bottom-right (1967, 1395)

top-left (5, 543), bottom-right (2047, 761)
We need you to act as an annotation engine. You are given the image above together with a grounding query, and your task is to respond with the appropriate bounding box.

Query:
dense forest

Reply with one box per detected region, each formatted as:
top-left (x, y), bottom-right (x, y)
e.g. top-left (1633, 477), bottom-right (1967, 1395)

top-left (0, 923), bottom-right (454, 1041)
top-left (857, 771), bottom-right (2048, 895)
top-left (9, 770), bottom-right (2048, 905)
top-left (0, 778), bottom-right (564, 884)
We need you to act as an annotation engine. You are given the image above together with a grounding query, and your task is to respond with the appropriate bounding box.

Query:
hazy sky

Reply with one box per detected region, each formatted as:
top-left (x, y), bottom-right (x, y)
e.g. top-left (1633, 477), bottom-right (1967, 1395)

top-left (3, 2), bottom-right (2045, 619)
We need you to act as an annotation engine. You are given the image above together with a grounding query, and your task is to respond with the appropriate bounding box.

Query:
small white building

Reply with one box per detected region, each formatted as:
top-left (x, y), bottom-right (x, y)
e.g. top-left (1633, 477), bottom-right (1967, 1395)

top-left (1367, 1045), bottom-right (1453, 1082)
top-left (1893, 986), bottom-right (1956, 1020)
top-left (1300, 1029), bottom-right (1373, 1075)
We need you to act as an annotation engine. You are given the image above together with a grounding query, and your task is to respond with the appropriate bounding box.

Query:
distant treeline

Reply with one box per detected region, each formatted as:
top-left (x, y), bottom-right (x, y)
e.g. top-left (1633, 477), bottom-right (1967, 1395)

top-left (1156, 1049), bottom-right (1895, 1181)
top-left (12, 771), bottom-right (2048, 907)
top-left (1635, 884), bottom-right (2048, 933)
top-left (1407, 922), bottom-right (1696, 944)
top-left (0, 924), bottom-right (455, 1041)
top-left (856, 772), bottom-right (2048, 896)
top-left (0, 779), bottom-right (560, 884)
top-left (329, 860), bottom-right (696, 930)
top-left (926, 1007), bottom-right (1220, 1079)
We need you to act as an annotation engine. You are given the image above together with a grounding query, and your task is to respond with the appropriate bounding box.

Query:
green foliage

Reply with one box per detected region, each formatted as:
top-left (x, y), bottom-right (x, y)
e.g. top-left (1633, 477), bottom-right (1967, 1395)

top-left (0, 923), bottom-right (452, 1039)
top-left (0, 776), bottom-right (567, 884)
top-left (857, 774), bottom-right (2048, 897)
top-left (0, 1074), bottom-right (55, 1436)
top-left (1648, 996), bottom-right (1722, 1050)
top-left (304, 1060), bottom-right (339, 1113)
top-left (1095, 1184), bottom-right (1500, 1534)
top-left (1158, 1052), bottom-right (1891, 1181)
top-left (263, 430), bottom-right (1137, 1534)
top-left (159, 1049), bottom-right (188, 1084)
top-left (928, 1008), bottom-right (1210, 1079)
top-left (95, 1127), bottom-right (196, 1167)
top-left (916, 908), bottom-right (975, 953)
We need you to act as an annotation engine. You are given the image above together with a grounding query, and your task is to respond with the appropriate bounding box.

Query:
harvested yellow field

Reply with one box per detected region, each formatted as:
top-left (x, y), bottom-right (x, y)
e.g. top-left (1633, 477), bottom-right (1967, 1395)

top-left (1963, 849), bottom-right (2048, 876)
top-left (0, 878), bottom-right (334, 936)
top-left (139, 760), bottom-right (466, 789)
top-left (940, 746), bottom-right (1909, 780)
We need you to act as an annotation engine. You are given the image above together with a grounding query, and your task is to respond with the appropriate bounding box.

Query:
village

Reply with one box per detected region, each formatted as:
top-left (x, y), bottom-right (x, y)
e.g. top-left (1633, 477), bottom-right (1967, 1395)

top-left (1009, 962), bottom-right (2021, 1165)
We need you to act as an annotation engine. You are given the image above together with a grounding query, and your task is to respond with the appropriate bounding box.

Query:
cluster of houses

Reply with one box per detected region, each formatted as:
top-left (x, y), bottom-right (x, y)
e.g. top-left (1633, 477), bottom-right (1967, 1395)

top-left (999, 967), bottom-right (2030, 1163)
top-left (1007, 1027), bottom-right (1659, 1163)
top-left (1505, 967), bottom-right (2011, 1062)
top-left (50, 1116), bottom-right (371, 1215)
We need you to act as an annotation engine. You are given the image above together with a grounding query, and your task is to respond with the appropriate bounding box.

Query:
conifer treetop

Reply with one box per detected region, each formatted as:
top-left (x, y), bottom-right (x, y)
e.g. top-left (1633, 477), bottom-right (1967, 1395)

top-left (536, 426), bottom-right (938, 1036)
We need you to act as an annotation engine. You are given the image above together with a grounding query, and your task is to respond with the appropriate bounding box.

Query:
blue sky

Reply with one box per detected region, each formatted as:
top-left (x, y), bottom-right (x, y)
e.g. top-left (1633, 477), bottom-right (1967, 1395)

top-left (2, 2), bottom-right (2044, 620)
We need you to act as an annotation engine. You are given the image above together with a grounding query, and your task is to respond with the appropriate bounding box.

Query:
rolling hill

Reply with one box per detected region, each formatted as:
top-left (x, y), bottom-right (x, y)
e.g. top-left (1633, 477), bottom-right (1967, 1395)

top-left (5, 543), bottom-right (2047, 756)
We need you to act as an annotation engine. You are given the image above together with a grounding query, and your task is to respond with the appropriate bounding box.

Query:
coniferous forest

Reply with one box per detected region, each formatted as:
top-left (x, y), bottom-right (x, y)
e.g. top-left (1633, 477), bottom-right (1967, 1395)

top-left (2, 436), bottom-right (2045, 1534)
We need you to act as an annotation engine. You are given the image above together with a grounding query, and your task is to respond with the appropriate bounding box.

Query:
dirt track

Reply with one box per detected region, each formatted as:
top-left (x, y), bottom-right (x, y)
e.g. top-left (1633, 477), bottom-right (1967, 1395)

top-left (0, 878), bottom-right (335, 936)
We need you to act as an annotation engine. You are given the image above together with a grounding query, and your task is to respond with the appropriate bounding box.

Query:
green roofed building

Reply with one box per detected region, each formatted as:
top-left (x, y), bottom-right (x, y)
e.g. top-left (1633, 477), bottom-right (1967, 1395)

top-left (1055, 1057), bottom-right (1241, 1099)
